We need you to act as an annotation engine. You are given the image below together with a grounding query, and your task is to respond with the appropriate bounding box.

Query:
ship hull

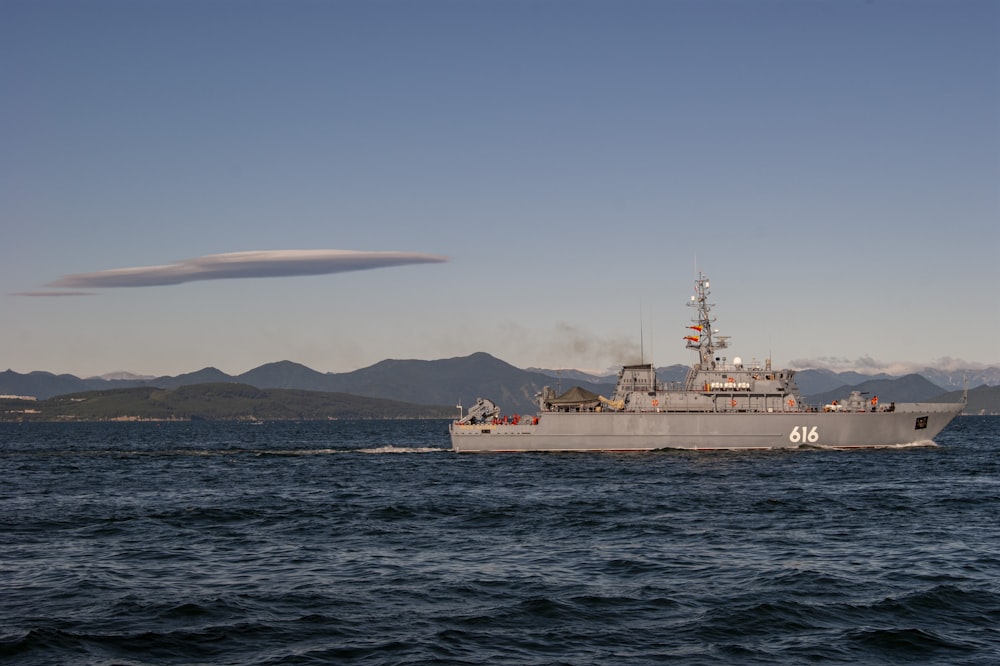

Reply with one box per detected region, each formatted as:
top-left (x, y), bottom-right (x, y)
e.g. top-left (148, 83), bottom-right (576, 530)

top-left (450, 402), bottom-right (963, 452)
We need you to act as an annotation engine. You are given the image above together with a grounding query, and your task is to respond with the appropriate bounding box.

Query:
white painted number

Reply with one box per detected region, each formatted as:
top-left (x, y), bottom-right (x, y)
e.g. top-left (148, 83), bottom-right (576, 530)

top-left (789, 425), bottom-right (819, 443)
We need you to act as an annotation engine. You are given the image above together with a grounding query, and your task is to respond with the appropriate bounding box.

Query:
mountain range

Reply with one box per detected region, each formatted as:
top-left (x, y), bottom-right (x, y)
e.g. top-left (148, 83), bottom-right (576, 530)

top-left (1, 383), bottom-right (455, 422)
top-left (3, 353), bottom-right (999, 415)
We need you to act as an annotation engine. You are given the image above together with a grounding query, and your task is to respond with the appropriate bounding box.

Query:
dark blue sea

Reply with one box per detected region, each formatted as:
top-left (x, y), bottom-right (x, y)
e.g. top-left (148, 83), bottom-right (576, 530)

top-left (2, 417), bottom-right (999, 665)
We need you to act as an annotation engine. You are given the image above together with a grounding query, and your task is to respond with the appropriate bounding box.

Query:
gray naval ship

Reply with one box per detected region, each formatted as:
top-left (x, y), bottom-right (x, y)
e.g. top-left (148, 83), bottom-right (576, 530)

top-left (450, 272), bottom-right (964, 452)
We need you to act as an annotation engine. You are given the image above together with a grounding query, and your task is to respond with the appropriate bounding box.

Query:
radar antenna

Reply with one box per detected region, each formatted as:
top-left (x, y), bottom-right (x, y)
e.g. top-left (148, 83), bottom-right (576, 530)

top-left (685, 272), bottom-right (727, 369)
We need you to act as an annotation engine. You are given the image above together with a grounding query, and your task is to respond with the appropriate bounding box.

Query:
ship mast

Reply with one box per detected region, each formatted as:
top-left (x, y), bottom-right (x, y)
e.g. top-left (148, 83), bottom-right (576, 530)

top-left (685, 272), bottom-right (727, 369)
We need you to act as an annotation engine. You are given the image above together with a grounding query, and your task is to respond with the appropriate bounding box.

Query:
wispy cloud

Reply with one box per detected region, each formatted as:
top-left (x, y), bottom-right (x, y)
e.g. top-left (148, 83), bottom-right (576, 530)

top-left (788, 355), bottom-right (989, 374)
top-left (11, 290), bottom-right (95, 297)
top-left (39, 250), bottom-right (448, 290)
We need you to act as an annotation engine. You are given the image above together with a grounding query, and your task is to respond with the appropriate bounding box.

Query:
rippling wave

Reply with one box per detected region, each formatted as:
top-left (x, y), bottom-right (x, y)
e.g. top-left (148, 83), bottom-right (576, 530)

top-left (2, 417), bottom-right (999, 664)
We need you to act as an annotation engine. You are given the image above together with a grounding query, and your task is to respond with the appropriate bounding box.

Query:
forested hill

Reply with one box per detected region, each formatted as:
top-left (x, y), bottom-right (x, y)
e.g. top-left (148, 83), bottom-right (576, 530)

top-left (0, 383), bottom-right (454, 422)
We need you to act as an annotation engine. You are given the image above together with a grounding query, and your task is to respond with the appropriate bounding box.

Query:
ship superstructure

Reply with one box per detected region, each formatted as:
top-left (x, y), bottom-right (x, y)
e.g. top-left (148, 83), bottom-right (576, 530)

top-left (450, 273), bottom-right (963, 452)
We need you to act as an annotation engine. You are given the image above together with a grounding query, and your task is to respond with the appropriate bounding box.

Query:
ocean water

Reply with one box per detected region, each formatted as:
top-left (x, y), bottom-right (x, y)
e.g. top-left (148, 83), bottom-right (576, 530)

top-left (2, 417), bottom-right (999, 665)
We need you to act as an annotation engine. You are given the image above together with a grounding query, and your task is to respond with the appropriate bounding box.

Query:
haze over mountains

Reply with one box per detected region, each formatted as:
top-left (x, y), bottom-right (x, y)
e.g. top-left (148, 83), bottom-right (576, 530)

top-left (3, 353), bottom-right (999, 415)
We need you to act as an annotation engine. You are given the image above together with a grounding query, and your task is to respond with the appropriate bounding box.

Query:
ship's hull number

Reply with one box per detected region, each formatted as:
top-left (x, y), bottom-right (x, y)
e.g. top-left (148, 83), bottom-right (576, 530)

top-left (789, 426), bottom-right (819, 443)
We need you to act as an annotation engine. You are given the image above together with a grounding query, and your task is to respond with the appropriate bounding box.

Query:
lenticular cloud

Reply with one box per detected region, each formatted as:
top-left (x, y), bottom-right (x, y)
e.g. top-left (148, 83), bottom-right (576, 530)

top-left (46, 250), bottom-right (448, 289)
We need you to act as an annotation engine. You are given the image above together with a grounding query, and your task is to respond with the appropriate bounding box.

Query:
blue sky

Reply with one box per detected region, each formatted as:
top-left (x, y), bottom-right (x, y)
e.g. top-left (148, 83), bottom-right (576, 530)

top-left (3, 0), bottom-right (998, 378)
